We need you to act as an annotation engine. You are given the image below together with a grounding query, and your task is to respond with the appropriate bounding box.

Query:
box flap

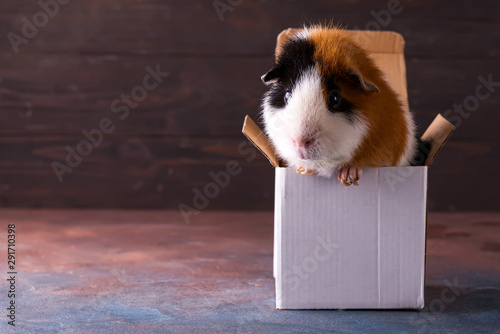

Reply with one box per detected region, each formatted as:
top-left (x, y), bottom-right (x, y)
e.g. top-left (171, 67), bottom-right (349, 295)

top-left (348, 30), bottom-right (405, 54)
top-left (241, 115), bottom-right (282, 167)
top-left (421, 114), bottom-right (455, 166)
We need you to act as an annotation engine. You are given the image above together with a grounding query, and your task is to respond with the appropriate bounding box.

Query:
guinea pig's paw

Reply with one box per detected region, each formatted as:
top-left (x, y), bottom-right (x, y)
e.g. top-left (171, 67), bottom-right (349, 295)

top-left (337, 166), bottom-right (363, 187)
top-left (296, 166), bottom-right (316, 176)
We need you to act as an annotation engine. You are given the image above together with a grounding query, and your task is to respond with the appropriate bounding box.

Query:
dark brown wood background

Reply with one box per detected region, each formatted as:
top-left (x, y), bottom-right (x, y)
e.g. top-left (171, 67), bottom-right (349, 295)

top-left (0, 0), bottom-right (498, 211)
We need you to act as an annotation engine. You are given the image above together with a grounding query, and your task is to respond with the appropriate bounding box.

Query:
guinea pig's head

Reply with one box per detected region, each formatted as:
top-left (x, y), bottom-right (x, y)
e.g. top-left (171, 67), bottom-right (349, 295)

top-left (260, 27), bottom-right (381, 170)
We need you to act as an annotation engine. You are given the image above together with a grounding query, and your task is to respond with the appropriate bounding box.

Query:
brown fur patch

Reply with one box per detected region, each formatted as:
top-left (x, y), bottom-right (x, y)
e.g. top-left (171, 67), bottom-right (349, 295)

top-left (308, 26), bottom-right (409, 167)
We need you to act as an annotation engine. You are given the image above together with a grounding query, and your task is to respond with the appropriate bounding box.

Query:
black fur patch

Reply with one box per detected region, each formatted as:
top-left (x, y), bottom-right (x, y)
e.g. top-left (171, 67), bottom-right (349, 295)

top-left (411, 139), bottom-right (432, 166)
top-left (264, 38), bottom-right (316, 109)
top-left (263, 37), bottom-right (355, 122)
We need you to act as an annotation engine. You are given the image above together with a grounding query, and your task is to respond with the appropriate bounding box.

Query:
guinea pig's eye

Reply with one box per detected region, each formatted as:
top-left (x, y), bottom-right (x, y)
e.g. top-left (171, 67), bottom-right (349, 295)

top-left (284, 91), bottom-right (291, 104)
top-left (328, 91), bottom-right (341, 111)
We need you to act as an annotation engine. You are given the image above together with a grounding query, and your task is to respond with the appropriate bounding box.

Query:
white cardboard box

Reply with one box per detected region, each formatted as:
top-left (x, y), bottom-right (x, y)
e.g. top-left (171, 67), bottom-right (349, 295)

top-left (273, 166), bottom-right (427, 309)
top-left (242, 30), bottom-right (454, 309)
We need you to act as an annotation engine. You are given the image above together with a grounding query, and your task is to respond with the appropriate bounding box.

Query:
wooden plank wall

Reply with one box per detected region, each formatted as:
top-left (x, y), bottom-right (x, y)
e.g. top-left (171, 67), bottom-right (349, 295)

top-left (0, 0), bottom-right (498, 211)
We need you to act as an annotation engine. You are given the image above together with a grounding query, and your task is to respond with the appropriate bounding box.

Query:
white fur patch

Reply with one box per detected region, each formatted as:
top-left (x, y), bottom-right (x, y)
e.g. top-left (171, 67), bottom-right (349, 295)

top-left (262, 66), bottom-right (369, 176)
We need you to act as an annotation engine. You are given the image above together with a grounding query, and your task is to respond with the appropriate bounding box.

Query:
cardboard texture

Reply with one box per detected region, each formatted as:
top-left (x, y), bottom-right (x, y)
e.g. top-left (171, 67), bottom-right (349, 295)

top-left (242, 29), bottom-right (455, 309)
top-left (274, 167), bottom-right (427, 309)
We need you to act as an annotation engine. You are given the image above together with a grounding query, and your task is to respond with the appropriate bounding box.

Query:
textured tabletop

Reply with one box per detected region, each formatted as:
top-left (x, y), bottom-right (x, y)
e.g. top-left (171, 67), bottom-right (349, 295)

top-left (1, 210), bottom-right (499, 333)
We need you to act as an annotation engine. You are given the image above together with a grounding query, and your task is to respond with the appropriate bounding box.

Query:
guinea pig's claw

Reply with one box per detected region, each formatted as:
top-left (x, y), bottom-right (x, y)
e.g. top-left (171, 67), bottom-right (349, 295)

top-left (342, 179), bottom-right (352, 186)
top-left (297, 167), bottom-right (316, 176)
top-left (338, 167), bottom-right (361, 186)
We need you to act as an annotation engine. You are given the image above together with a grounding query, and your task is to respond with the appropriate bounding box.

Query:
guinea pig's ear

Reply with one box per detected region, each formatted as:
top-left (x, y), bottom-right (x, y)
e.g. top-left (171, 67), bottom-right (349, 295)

top-left (349, 69), bottom-right (380, 93)
top-left (261, 67), bottom-right (280, 85)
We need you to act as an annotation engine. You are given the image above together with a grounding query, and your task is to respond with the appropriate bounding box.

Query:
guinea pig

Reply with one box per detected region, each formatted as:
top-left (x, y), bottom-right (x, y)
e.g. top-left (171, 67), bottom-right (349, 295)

top-left (260, 25), bottom-right (419, 186)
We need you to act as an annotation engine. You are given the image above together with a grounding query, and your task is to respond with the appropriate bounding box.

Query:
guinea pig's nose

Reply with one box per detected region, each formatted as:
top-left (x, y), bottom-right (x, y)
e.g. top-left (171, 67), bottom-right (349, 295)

top-left (292, 137), bottom-right (315, 149)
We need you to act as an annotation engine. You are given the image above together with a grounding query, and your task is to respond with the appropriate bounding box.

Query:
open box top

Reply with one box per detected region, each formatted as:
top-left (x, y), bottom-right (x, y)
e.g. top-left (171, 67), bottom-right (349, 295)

top-left (242, 29), bottom-right (454, 167)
